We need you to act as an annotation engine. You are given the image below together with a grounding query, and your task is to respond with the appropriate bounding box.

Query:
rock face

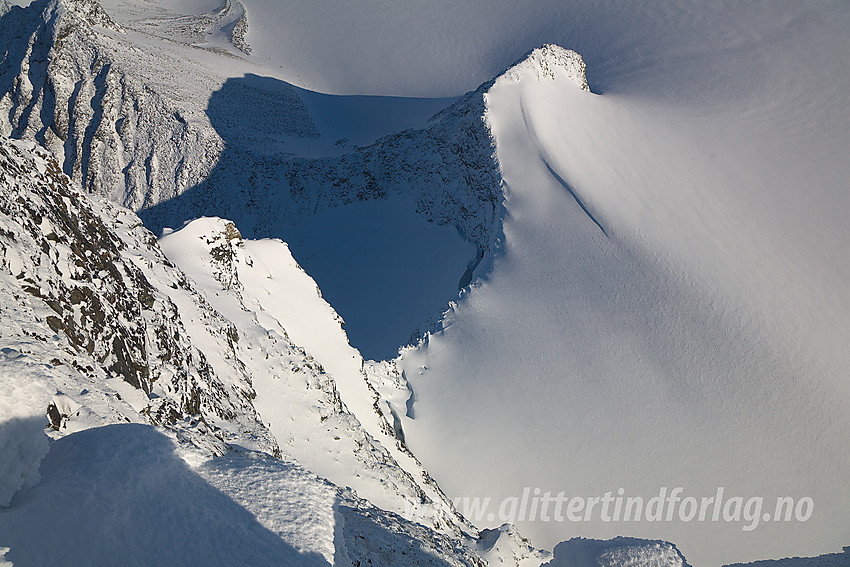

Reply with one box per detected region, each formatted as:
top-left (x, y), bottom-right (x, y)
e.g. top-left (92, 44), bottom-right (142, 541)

top-left (1, 0), bottom-right (222, 212)
top-left (498, 44), bottom-right (591, 88)
top-left (279, 83), bottom-right (503, 251)
top-left (0, 137), bottom-right (275, 453)
top-left (0, 0), bottom-right (505, 255)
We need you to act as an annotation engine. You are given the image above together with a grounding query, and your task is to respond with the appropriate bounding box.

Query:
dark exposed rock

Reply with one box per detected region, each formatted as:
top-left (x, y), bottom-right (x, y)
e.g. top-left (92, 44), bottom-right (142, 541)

top-left (0, 137), bottom-right (278, 456)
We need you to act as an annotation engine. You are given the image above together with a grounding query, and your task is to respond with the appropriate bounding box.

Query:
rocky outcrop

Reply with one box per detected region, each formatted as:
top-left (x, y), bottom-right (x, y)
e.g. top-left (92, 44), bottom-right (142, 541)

top-left (0, 0), bottom-right (222, 210)
top-left (0, 136), bottom-right (275, 453)
top-left (498, 44), bottom-right (590, 89)
top-left (0, 0), bottom-right (504, 258)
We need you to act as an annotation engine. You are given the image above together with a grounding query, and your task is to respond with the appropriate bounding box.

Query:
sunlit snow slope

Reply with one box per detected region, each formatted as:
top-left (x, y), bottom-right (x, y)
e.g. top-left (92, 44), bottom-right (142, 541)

top-left (397, 11), bottom-right (850, 567)
top-left (2, 0), bottom-right (848, 565)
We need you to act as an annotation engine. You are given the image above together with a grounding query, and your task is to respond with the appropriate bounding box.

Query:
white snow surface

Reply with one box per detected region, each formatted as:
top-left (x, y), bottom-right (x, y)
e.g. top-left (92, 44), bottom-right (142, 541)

top-left (1, 0), bottom-right (848, 565)
top-left (158, 217), bottom-right (469, 534)
top-left (0, 423), bottom-right (482, 566)
top-left (0, 136), bottom-right (495, 566)
top-left (544, 537), bottom-right (689, 567)
top-left (102, 0), bottom-right (845, 104)
top-left (396, 10), bottom-right (850, 567)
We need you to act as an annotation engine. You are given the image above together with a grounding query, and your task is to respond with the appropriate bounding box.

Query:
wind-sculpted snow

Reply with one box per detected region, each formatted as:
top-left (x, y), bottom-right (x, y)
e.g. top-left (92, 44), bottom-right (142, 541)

top-left (1, 3), bottom-right (489, 523)
top-left (0, 423), bottom-right (485, 566)
top-left (543, 537), bottom-right (691, 567)
top-left (2, 0), bottom-right (847, 564)
top-left (398, 14), bottom-right (850, 567)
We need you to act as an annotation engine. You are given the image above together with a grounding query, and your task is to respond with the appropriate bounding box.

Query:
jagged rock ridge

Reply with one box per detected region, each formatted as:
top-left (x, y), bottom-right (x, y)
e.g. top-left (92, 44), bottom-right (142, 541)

top-left (0, 0), bottom-right (505, 255)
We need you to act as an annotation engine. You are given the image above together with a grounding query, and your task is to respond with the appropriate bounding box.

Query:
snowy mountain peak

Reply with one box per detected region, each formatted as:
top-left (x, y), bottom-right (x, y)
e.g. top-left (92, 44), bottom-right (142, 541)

top-left (57, 0), bottom-right (121, 31)
top-left (499, 44), bottom-right (590, 91)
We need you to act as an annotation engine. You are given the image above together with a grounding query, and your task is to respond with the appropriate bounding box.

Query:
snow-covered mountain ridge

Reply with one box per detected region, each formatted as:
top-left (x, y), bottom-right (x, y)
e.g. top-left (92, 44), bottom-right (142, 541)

top-left (498, 44), bottom-right (590, 89)
top-left (0, 0), bottom-right (504, 258)
top-left (0, 105), bottom-right (687, 567)
top-left (397, 7), bottom-right (850, 567)
top-left (0, 0), bottom-right (509, 360)
top-left (0, 137), bottom-right (275, 455)
top-left (156, 216), bottom-right (474, 534)
top-left (0, 134), bottom-right (497, 565)
top-left (1, 0), bottom-right (848, 565)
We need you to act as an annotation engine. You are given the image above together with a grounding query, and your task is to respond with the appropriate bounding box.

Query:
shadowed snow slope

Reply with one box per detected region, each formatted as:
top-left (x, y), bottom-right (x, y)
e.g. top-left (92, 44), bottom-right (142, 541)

top-left (283, 199), bottom-right (477, 359)
top-left (0, 424), bottom-right (482, 567)
top-left (398, 14), bottom-right (850, 567)
top-left (0, 424), bottom-right (330, 566)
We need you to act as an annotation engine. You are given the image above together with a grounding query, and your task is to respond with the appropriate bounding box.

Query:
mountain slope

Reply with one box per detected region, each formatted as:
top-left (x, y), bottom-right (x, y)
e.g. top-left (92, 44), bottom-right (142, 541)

top-left (0, 137), bottom-right (277, 457)
top-left (156, 216), bottom-right (471, 533)
top-left (397, 29), bottom-right (850, 567)
top-left (0, 0), bottom-right (500, 357)
top-left (0, 0), bottom-right (501, 254)
top-left (1, 0), bottom-right (848, 565)
top-left (0, 134), bottom-right (503, 565)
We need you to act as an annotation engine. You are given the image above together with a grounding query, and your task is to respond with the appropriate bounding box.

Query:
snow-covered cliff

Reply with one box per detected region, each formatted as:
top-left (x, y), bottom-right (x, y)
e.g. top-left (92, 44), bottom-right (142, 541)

top-left (0, 135), bottom-right (491, 564)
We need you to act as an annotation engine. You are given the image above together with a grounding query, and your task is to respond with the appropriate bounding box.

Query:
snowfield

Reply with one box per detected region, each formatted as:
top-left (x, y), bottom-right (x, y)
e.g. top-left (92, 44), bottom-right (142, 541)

top-left (1, 0), bottom-right (849, 566)
top-left (397, 15), bottom-right (850, 567)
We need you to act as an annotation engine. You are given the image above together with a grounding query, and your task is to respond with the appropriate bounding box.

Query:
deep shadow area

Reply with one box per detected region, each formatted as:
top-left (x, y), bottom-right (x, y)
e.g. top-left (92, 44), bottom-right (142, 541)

top-left (336, 504), bottom-right (463, 567)
top-left (204, 73), bottom-right (321, 142)
top-left (295, 87), bottom-right (457, 148)
top-left (0, 416), bottom-right (49, 509)
top-left (283, 198), bottom-right (475, 359)
top-left (140, 74), bottom-right (477, 360)
top-left (0, 424), bottom-right (329, 566)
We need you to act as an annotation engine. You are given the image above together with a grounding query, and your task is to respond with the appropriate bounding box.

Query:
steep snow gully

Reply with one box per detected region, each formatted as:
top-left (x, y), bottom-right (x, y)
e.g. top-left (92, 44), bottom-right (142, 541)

top-left (1, 1), bottom-right (849, 566)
